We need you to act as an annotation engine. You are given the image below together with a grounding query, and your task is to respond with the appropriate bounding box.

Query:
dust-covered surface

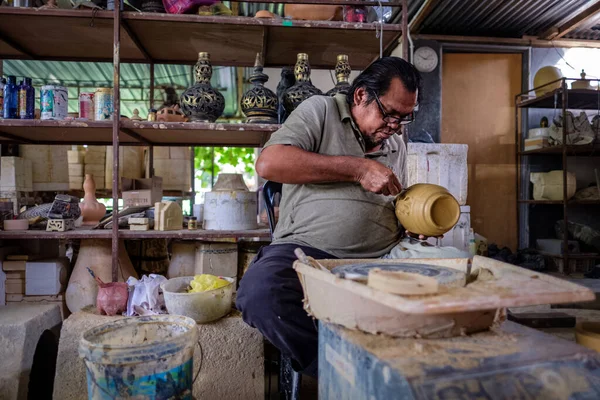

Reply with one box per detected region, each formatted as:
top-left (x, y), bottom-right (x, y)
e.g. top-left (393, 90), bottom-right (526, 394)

top-left (0, 304), bottom-right (62, 400)
top-left (53, 308), bottom-right (264, 400)
top-left (331, 320), bottom-right (596, 379)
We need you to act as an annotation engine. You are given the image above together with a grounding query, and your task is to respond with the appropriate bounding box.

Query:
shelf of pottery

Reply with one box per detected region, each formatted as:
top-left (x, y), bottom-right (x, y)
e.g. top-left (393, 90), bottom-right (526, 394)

top-left (516, 70), bottom-right (600, 275)
top-left (0, 1), bottom-right (407, 293)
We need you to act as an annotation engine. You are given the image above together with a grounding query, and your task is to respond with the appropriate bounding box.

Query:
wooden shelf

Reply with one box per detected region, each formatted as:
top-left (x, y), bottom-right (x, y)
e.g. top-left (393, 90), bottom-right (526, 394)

top-left (121, 120), bottom-right (277, 147)
top-left (519, 144), bottom-right (600, 156)
top-left (518, 89), bottom-right (600, 110)
top-left (0, 8), bottom-right (402, 68)
top-left (0, 119), bottom-right (278, 147)
top-left (0, 228), bottom-right (271, 241)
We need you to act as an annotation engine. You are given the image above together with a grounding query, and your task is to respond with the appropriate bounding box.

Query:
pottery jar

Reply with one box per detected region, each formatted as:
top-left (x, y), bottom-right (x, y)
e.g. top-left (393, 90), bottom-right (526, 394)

top-left (180, 52), bottom-right (225, 122)
top-left (326, 54), bottom-right (352, 97)
top-left (79, 174), bottom-right (106, 226)
top-left (395, 183), bottom-right (460, 237)
top-left (283, 53), bottom-right (323, 114)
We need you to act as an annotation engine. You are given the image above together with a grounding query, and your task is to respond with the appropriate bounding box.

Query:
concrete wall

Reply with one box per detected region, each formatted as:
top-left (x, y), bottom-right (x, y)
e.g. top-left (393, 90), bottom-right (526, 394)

top-left (406, 39), bottom-right (443, 143)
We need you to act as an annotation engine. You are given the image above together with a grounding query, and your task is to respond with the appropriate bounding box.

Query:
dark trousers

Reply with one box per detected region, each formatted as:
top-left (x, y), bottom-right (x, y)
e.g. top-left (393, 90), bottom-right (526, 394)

top-left (236, 243), bottom-right (338, 378)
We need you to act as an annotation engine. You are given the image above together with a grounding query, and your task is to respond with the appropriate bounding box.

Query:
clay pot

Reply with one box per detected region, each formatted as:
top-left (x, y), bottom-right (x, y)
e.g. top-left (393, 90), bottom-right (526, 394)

top-left (284, 4), bottom-right (342, 20)
top-left (395, 184), bottom-right (460, 237)
top-left (212, 173), bottom-right (249, 191)
top-left (97, 282), bottom-right (129, 316)
top-left (80, 174), bottom-right (106, 226)
top-left (66, 239), bottom-right (138, 313)
top-left (255, 10), bottom-right (275, 18)
top-left (533, 66), bottom-right (563, 97)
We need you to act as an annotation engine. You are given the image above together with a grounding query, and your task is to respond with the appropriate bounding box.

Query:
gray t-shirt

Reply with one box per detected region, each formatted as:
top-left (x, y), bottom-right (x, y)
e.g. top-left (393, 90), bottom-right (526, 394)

top-left (263, 94), bottom-right (407, 258)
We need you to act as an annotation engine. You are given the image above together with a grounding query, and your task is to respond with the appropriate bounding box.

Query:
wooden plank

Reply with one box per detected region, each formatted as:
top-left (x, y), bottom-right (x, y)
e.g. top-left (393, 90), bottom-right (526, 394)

top-left (539, 1), bottom-right (600, 40)
top-left (0, 9), bottom-right (402, 66)
top-left (0, 228), bottom-right (271, 240)
top-left (0, 120), bottom-right (278, 147)
top-left (0, 8), bottom-right (142, 62)
top-left (124, 13), bottom-right (401, 68)
top-left (122, 120), bottom-right (278, 147)
top-left (265, 24), bottom-right (400, 69)
top-left (409, 0), bottom-right (439, 33)
top-left (414, 33), bottom-right (600, 50)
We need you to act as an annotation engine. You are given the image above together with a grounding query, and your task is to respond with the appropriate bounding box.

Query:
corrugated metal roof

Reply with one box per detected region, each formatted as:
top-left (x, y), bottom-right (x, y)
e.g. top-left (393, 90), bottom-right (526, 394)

top-left (563, 14), bottom-right (600, 41)
top-left (414, 0), bottom-right (592, 38)
top-left (3, 60), bottom-right (239, 118)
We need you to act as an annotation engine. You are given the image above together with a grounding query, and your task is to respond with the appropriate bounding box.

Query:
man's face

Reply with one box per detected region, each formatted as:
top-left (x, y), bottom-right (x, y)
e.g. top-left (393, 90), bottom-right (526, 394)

top-left (351, 78), bottom-right (418, 150)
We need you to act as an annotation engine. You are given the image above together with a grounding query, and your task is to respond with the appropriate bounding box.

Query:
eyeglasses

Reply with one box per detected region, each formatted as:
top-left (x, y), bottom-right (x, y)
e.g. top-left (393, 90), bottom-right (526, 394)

top-left (371, 91), bottom-right (417, 126)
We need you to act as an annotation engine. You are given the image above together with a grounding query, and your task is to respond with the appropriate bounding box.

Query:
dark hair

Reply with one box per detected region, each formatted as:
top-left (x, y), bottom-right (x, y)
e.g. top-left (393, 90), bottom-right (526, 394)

top-left (346, 57), bottom-right (422, 106)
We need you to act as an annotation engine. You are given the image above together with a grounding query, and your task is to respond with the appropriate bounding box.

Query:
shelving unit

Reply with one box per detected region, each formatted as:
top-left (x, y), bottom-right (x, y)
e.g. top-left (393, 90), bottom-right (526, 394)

top-left (0, 1), bottom-right (408, 280)
top-left (516, 78), bottom-right (600, 273)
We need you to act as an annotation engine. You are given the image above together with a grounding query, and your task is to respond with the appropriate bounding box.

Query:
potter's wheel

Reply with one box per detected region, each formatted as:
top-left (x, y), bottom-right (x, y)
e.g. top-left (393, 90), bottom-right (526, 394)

top-left (331, 262), bottom-right (465, 287)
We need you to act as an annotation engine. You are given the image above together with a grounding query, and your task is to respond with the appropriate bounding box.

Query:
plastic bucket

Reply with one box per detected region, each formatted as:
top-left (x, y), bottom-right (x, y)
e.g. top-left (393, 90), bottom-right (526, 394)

top-left (79, 315), bottom-right (198, 399)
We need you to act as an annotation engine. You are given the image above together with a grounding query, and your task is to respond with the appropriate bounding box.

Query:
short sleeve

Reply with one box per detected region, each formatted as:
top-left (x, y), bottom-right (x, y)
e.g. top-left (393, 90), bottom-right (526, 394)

top-left (263, 96), bottom-right (328, 152)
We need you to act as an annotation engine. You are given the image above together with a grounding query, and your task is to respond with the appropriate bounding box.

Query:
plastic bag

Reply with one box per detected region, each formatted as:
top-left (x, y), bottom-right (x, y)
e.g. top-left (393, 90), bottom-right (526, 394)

top-left (126, 274), bottom-right (168, 316)
top-left (188, 274), bottom-right (229, 293)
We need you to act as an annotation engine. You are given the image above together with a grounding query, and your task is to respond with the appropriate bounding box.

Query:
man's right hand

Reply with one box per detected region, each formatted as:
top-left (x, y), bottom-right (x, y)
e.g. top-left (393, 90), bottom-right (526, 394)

top-left (356, 159), bottom-right (402, 196)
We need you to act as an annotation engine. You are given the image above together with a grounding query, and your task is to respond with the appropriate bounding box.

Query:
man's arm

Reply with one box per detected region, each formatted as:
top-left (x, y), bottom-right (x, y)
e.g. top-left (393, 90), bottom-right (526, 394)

top-left (256, 144), bottom-right (402, 196)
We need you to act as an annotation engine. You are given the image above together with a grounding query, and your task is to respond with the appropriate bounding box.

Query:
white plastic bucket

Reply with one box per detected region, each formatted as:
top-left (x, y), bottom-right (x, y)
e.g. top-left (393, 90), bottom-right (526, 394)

top-left (79, 315), bottom-right (198, 399)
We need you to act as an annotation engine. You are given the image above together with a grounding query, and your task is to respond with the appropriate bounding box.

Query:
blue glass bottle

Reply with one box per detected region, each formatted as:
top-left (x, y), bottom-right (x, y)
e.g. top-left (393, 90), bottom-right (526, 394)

top-left (3, 76), bottom-right (18, 119)
top-left (0, 78), bottom-right (5, 120)
top-left (19, 77), bottom-right (34, 119)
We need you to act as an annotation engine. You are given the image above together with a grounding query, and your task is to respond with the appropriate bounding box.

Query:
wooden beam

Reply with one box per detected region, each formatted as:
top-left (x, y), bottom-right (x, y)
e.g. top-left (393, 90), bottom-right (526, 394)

top-left (539, 1), bottom-right (600, 40)
top-left (414, 33), bottom-right (600, 49)
top-left (409, 0), bottom-right (439, 33)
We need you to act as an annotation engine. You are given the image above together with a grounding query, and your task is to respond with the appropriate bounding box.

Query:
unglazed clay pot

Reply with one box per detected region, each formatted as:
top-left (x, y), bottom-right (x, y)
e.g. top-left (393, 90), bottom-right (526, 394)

top-left (284, 4), bottom-right (342, 20)
top-left (66, 239), bottom-right (138, 313)
top-left (80, 174), bottom-right (106, 226)
top-left (96, 281), bottom-right (129, 316)
top-left (395, 184), bottom-right (460, 237)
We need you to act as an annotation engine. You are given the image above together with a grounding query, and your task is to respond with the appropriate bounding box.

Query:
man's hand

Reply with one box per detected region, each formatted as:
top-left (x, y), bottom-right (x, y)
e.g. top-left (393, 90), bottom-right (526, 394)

top-left (356, 159), bottom-right (402, 196)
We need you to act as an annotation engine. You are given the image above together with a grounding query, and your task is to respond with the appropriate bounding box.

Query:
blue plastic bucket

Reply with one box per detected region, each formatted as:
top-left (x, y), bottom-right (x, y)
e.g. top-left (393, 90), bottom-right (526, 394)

top-left (79, 315), bottom-right (198, 399)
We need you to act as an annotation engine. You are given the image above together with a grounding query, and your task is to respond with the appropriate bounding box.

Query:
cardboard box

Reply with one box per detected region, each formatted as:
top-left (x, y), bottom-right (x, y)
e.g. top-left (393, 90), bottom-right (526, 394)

top-left (2, 261), bottom-right (26, 271)
top-left (122, 176), bottom-right (163, 207)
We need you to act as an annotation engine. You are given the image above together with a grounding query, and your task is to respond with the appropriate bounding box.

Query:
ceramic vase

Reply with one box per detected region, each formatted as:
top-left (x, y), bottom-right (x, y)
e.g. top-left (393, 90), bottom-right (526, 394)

top-left (284, 53), bottom-right (323, 114)
top-left (395, 184), bottom-right (460, 237)
top-left (65, 239), bottom-right (138, 313)
top-left (240, 53), bottom-right (278, 124)
top-left (326, 54), bottom-right (352, 97)
top-left (180, 52), bottom-right (225, 122)
top-left (80, 174), bottom-right (106, 226)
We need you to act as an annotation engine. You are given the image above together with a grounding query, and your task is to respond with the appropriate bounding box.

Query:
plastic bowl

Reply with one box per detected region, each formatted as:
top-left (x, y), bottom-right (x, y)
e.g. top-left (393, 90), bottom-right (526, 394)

top-left (161, 276), bottom-right (233, 323)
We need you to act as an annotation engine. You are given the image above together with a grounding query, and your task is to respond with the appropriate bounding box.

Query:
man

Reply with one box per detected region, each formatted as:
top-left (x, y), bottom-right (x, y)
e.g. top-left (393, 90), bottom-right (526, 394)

top-left (237, 57), bottom-right (461, 378)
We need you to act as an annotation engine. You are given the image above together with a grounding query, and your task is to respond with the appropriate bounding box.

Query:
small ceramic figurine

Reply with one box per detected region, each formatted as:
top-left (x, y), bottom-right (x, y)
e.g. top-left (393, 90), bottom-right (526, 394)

top-left (131, 109), bottom-right (143, 121)
top-left (157, 105), bottom-right (187, 122)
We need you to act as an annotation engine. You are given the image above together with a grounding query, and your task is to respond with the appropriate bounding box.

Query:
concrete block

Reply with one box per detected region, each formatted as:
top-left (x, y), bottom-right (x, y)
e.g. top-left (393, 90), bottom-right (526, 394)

top-left (0, 304), bottom-right (62, 400)
top-left (0, 157), bottom-right (33, 192)
top-left (54, 309), bottom-right (264, 400)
